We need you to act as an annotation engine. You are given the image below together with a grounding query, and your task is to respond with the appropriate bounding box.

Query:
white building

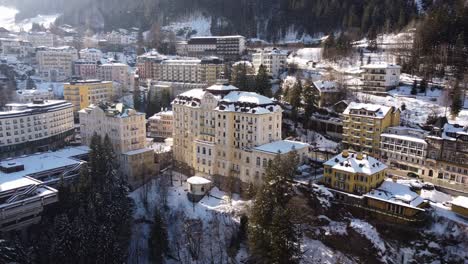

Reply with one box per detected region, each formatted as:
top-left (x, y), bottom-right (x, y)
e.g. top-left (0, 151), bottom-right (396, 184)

top-left (148, 110), bottom-right (174, 139)
top-left (22, 31), bottom-right (55, 47)
top-left (79, 102), bottom-right (156, 187)
top-left (172, 83), bottom-right (309, 185)
top-left (184, 35), bottom-right (246, 59)
top-left (36, 46), bottom-right (79, 82)
top-left (252, 48), bottom-right (288, 78)
top-left (15, 89), bottom-right (55, 103)
top-left (380, 126), bottom-right (428, 176)
top-left (0, 100), bottom-right (75, 158)
top-left (0, 146), bottom-right (88, 231)
top-left (79, 48), bottom-right (103, 62)
top-left (361, 63), bottom-right (401, 93)
top-left (0, 38), bottom-right (33, 58)
top-left (97, 62), bottom-right (133, 89)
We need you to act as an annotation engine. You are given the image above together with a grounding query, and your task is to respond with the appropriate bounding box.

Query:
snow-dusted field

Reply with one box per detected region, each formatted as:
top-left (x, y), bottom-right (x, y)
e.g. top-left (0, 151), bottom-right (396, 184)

top-left (0, 5), bottom-right (59, 32)
top-left (128, 174), bottom-right (250, 264)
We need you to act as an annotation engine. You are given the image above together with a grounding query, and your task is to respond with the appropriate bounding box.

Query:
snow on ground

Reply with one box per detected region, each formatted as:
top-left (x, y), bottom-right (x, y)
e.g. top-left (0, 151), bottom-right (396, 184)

top-left (128, 174), bottom-right (251, 264)
top-left (35, 81), bottom-right (64, 98)
top-left (288, 48), bottom-right (322, 68)
top-left (355, 92), bottom-right (445, 127)
top-left (301, 238), bottom-right (356, 264)
top-left (0, 5), bottom-right (59, 32)
top-left (300, 130), bottom-right (339, 152)
top-left (349, 219), bottom-right (386, 254)
top-left (162, 12), bottom-right (212, 37)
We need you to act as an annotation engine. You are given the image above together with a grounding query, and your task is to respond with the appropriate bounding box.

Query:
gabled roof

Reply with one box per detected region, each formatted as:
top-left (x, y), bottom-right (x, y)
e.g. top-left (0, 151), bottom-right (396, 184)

top-left (324, 151), bottom-right (387, 175)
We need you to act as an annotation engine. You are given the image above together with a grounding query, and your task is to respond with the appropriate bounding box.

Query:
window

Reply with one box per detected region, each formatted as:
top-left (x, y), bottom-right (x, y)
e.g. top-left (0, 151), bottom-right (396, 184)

top-left (256, 157), bottom-right (261, 166)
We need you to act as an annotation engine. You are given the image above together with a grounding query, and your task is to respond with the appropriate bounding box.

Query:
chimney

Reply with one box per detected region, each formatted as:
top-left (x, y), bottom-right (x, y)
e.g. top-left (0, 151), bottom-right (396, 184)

top-left (356, 152), bottom-right (363, 160)
top-left (342, 150), bottom-right (349, 158)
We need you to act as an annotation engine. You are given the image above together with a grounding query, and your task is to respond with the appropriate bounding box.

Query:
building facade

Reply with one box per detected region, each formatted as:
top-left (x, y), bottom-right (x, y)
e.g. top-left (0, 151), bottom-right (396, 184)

top-left (73, 60), bottom-right (98, 79)
top-left (148, 110), bottom-right (174, 139)
top-left (380, 127), bottom-right (428, 176)
top-left (0, 100), bottom-right (74, 158)
top-left (79, 103), bottom-right (156, 187)
top-left (342, 102), bottom-right (400, 156)
top-left (425, 123), bottom-right (468, 190)
top-left (0, 146), bottom-right (88, 231)
top-left (322, 150), bottom-right (387, 194)
top-left (252, 48), bottom-right (287, 78)
top-left (79, 48), bottom-right (103, 62)
top-left (172, 83), bottom-right (309, 186)
top-left (361, 64), bottom-right (401, 93)
top-left (63, 80), bottom-right (114, 113)
top-left (36, 46), bottom-right (78, 82)
top-left (311, 80), bottom-right (343, 108)
top-left (183, 36), bottom-right (246, 59)
top-left (97, 62), bottom-right (132, 89)
top-left (15, 89), bottom-right (55, 103)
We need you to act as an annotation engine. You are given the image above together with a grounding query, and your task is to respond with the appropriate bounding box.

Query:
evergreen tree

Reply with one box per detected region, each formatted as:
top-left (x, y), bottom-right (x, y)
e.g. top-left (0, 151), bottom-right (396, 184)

top-left (411, 80), bottom-right (418, 95)
top-left (451, 81), bottom-right (463, 117)
top-left (148, 208), bottom-right (170, 263)
top-left (160, 89), bottom-right (172, 110)
top-left (419, 79), bottom-right (427, 94)
top-left (289, 81), bottom-right (302, 121)
top-left (133, 88), bottom-right (144, 113)
top-left (147, 90), bottom-right (161, 118)
top-left (232, 62), bottom-right (249, 91)
top-left (255, 65), bottom-right (272, 97)
top-left (302, 82), bottom-right (317, 128)
top-left (248, 152), bottom-right (301, 264)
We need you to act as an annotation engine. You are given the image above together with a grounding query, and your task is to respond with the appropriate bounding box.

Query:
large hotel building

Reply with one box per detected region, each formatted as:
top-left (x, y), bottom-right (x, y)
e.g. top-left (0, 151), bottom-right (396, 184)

top-left (0, 100), bottom-right (74, 158)
top-left (172, 83), bottom-right (309, 186)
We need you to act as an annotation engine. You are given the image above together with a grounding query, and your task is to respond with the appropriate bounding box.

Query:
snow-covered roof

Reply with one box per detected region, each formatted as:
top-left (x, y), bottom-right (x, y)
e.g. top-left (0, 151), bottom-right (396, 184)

top-left (313, 80), bottom-right (339, 93)
top-left (0, 146), bottom-right (89, 192)
top-left (148, 110), bottom-right (173, 120)
top-left (343, 102), bottom-right (394, 119)
top-left (361, 63), bottom-right (401, 70)
top-left (222, 91), bottom-right (274, 105)
top-left (324, 151), bottom-right (387, 175)
top-left (253, 140), bottom-right (309, 154)
top-left (232, 61), bottom-right (253, 67)
top-left (187, 176), bottom-right (212, 185)
top-left (380, 133), bottom-right (427, 144)
top-left (451, 196), bottom-right (468, 209)
top-left (364, 179), bottom-right (425, 211)
top-left (123, 148), bottom-right (153, 156)
top-left (179, 89), bottom-right (207, 100)
top-left (206, 83), bottom-right (239, 92)
top-left (442, 123), bottom-right (468, 141)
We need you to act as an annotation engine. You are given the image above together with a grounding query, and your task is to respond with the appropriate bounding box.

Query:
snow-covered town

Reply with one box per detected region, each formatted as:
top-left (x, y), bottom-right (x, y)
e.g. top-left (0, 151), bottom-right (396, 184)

top-left (0, 1), bottom-right (467, 263)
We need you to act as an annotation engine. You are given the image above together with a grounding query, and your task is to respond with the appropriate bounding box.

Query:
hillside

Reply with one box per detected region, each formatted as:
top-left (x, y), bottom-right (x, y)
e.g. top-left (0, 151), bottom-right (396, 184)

top-left (3, 0), bottom-right (422, 41)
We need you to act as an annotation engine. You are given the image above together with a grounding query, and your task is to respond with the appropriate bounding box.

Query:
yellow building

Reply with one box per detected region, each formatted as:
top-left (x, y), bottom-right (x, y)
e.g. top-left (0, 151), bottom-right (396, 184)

top-left (63, 80), bottom-right (113, 113)
top-left (172, 83), bottom-right (309, 186)
top-left (342, 102), bottom-right (400, 156)
top-left (322, 150), bottom-right (387, 194)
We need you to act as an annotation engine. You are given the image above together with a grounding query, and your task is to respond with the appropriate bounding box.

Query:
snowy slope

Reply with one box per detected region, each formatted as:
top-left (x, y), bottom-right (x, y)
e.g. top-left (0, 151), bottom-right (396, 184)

top-left (0, 5), bottom-right (59, 32)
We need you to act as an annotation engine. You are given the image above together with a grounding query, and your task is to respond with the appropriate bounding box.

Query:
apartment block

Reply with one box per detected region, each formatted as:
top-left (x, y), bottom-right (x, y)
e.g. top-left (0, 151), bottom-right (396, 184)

top-left (172, 83), bottom-right (309, 185)
top-left (136, 53), bottom-right (224, 85)
top-left (252, 48), bottom-right (288, 78)
top-left (380, 127), bottom-right (428, 176)
top-left (342, 102), bottom-right (400, 156)
top-left (73, 59), bottom-right (98, 79)
top-left (36, 46), bottom-right (78, 82)
top-left (97, 62), bottom-right (132, 89)
top-left (0, 100), bottom-right (74, 159)
top-left (182, 35), bottom-right (246, 59)
top-left (425, 123), bottom-right (468, 190)
top-left (63, 79), bottom-right (113, 113)
top-left (361, 64), bottom-right (401, 93)
top-left (15, 89), bottom-right (55, 103)
top-left (79, 102), bottom-right (156, 187)
top-left (148, 110), bottom-right (173, 139)
top-left (79, 48), bottom-right (103, 62)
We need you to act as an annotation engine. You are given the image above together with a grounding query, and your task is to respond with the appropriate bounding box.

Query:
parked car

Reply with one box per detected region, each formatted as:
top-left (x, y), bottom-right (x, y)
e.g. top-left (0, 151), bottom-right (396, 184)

top-left (407, 172), bottom-right (419, 178)
top-left (423, 182), bottom-right (435, 190)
